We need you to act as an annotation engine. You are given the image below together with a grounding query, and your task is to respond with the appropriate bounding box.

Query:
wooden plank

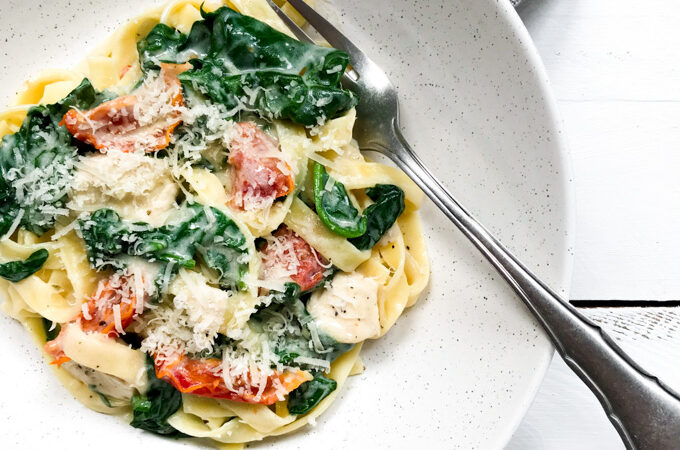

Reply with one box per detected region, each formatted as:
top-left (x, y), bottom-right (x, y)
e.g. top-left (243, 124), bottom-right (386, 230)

top-left (561, 101), bottom-right (680, 300)
top-left (517, 0), bottom-right (680, 301)
top-left (511, 0), bottom-right (680, 447)
top-left (510, 307), bottom-right (680, 449)
top-left (517, 0), bottom-right (680, 101)
top-left (508, 354), bottom-right (623, 450)
top-left (582, 307), bottom-right (680, 390)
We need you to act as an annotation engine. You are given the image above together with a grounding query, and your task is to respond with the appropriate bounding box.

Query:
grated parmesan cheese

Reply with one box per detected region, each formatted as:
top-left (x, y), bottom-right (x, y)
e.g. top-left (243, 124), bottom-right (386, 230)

top-left (68, 150), bottom-right (179, 227)
top-left (260, 232), bottom-right (300, 284)
top-left (51, 214), bottom-right (83, 240)
top-left (0, 209), bottom-right (23, 241)
top-left (81, 303), bottom-right (92, 321)
top-left (112, 304), bottom-right (125, 335)
top-left (293, 355), bottom-right (330, 371)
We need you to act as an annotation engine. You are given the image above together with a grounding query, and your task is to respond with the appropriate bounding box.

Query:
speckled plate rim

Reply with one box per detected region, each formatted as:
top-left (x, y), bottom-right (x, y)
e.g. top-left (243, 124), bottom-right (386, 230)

top-left (490, 1), bottom-right (575, 445)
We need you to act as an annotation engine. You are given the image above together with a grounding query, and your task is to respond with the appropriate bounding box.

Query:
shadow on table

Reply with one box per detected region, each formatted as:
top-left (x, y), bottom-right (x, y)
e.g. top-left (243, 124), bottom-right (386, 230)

top-left (516, 0), bottom-right (585, 46)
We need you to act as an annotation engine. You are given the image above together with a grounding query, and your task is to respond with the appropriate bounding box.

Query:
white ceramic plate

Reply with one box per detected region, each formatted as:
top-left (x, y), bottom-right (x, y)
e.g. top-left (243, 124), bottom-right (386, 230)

top-left (0, 0), bottom-right (573, 448)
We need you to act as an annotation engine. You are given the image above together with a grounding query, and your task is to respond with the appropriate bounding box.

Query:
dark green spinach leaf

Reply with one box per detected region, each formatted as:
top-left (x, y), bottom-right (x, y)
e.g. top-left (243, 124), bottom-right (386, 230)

top-left (265, 282), bottom-right (301, 306)
top-left (0, 249), bottom-right (48, 282)
top-left (130, 355), bottom-right (184, 436)
top-left (0, 79), bottom-right (110, 236)
top-left (287, 371), bottom-right (337, 415)
top-left (119, 332), bottom-right (143, 350)
top-left (42, 318), bottom-right (61, 342)
top-left (312, 163), bottom-right (405, 249)
top-left (349, 184), bottom-right (405, 250)
top-left (79, 203), bottom-right (248, 289)
top-left (137, 22), bottom-right (211, 73)
top-left (137, 6), bottom-right (357, 126)
top-left (312, 163), bottom-right (366, 238)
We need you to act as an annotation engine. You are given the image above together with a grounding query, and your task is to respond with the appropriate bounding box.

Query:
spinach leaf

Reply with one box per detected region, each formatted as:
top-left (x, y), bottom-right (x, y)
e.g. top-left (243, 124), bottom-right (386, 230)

top-left (0, 79), bottom-right (110, 236)
top-left (265, 282), bottom-right (301, 306)
top-left (79, 203), bottom-right (248, 289)
top-left (249, 297), bottom-right (352, 369)
top-left (349, 184), bottom-right (405, 250)
top-left (287, 372), bottom-right (337, 415)
top-left (137, 6), bottom-right (358, 126)
top-left (312, 163), bottom-right (405, 249)
top-left (130, 355), bottom-right (184, 436)
top-left (0, 249), bottom-right (49, 282)
top-left (312, 163), bottom-right (366, 238)
top-left (119, 332), bottom-right (143, 350)
top-left (42, 318), bottom-right (61, 342)
top-left (180, 67), bottom-right (358, 126)
top-left (137, 22), bottom-right (211, 73)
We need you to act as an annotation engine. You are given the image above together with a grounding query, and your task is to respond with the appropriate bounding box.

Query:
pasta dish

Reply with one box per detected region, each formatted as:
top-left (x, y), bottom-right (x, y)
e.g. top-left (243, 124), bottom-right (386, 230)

top-left (0, 0), bottom-right (429, 447)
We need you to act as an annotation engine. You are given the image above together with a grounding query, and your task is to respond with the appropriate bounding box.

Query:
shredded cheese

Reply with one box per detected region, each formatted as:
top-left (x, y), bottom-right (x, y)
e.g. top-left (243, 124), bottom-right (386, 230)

top-left (81, 303), bottom-right (92, 321)
top-left (0, 209), bottom-right (23, 241)
top-left (132, 265), bottom-right (145, 316)
top-left (293, 355), bottom-right (330, 371)
top-left (261, 233), bottom-right (300, 283)
top-left (68, 150), bottom-right (178, 227)
top-left (112, 304), bottom-right (125, 335)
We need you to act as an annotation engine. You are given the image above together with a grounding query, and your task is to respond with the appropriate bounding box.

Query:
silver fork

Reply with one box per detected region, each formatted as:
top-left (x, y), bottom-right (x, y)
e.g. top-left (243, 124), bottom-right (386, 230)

top-left (267, 1), bottom-right (680, 448)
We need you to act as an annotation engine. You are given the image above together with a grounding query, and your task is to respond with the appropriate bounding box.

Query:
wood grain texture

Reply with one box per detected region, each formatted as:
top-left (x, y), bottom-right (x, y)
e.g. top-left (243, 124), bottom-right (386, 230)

top-left (509, 0), bottom-right (680, 447)
top-left (510, 307), bottom-right (680, 449)
top-left (518, 0), bottom-right (680, 300)
top-left (583, 307), bottom-right (680, 390)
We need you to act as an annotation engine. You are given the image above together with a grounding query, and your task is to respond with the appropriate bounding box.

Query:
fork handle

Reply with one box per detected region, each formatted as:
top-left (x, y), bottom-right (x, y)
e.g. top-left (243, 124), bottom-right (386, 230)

top-left (372, 121), bottom-right (680, 449)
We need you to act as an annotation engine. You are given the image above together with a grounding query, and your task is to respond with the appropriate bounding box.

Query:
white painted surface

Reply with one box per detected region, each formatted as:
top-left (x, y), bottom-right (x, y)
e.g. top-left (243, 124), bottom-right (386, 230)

top-left (518, 0), bottom-right (680, 300)
top-left (510, 308), bottom-right (680, 449)
top-left (509, 0), bottom-right (680, 447)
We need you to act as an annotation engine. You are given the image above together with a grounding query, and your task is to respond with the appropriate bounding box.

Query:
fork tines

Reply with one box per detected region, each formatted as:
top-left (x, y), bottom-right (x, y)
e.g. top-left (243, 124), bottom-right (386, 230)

top-left (266, 0), bottom-right (367, 77)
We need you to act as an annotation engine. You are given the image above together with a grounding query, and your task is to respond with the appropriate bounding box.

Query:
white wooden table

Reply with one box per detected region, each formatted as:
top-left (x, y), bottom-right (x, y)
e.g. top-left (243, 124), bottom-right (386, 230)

top-left (508, 0), bottom-right (680, 448)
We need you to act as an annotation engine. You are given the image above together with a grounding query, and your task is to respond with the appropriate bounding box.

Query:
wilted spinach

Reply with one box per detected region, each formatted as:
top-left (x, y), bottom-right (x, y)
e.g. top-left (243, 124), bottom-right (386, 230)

top-left (42, 318), bottom-right (61, 342)
top-left (137, 6), bottom-right (357, 126)
top-left (313, 163), bottom-right (366, 238)
top-left (0, 249), bottom-right (49, 282)
top-left (250, 297), bottom-right (351, 369)
top-left (0, 79), bottom-right (110, 236)
top-left (130, 355), bottom-right (184, 436)
top-left (312, 163), bottom-right (405, 249)
top-left (349, 184), bottom-right (405, 250)
top-left (269, 282), bottom-right (302, 305)
top-left (79, 203), bottom-right (248, 289)
top-left (287, 372), bottom-right (337, 415)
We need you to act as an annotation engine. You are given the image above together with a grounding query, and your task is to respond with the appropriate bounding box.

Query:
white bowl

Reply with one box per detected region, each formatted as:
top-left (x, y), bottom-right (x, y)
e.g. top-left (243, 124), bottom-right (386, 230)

top-left (0, 0), bottom-right (573, 448)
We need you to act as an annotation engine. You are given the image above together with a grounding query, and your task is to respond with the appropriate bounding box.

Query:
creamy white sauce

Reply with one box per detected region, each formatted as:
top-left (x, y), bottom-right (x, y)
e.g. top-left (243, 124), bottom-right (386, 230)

top-left (62, 361), bottom-right (135, 405)
top-left (307, 272), bottom-right (380, 344)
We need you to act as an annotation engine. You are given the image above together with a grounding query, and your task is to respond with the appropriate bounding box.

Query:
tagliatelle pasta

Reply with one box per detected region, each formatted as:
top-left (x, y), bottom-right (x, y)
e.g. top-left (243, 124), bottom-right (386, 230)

top-left (0, 1), bottom-right (430, 448)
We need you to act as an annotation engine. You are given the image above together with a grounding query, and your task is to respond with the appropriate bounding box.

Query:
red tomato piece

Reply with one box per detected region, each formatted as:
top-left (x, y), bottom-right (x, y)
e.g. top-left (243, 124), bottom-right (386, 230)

top-left (61, 62), bottom-right (190, 153)
top-left (228, 122), bottom-right (294, 210)
top-left (260, 225), bottom-right (330, 291)
top-left (80, 275), bottom-right (138, 338)
top-left (154, 353), bottom-right (311, 405)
